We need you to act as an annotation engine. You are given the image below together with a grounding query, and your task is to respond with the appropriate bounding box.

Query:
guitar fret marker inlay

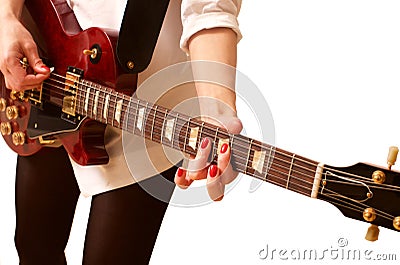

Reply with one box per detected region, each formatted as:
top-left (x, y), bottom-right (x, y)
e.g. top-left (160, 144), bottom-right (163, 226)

top-left (252, 150), bottom-right (266, 174)
top-left (137, 108), bottom-right (145, 131)
top-left (84, 87), bottom-right (90, 112)
top-left (103, 94), bottom-right (110, 120)
top-left (93, 90), bottom-right (99, 116)
top-left (188, 127), bottom-right (199, 150)
top-left (115, 99), bottom-right (123, 124)
top-left (164, 119), bottom-right (175, 142)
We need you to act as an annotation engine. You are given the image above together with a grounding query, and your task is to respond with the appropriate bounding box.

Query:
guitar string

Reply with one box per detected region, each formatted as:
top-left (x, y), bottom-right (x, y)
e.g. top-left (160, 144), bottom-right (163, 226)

top-left (28, 78), bottom-right (400, 223)
top-left (41, 80), bottom-right (318, 192)
top-left (319, 186), bottom-right (395, 220)
top-left (41, 78), bottom-right (320, 178)
top-left (320, 179), bottom-right (400, 193)
top-left (37, 78), bottom-right (400, 185)
top-left (37, 75), bottom-right (400, 194)
top-left (36, 84), bottom-right (400, 217)
top-left (41, 75), bottom-right (391, 177)
top-left (39, 78), bottom-right (400, 195)
top-left (40, 80), bottom-right (315, 182)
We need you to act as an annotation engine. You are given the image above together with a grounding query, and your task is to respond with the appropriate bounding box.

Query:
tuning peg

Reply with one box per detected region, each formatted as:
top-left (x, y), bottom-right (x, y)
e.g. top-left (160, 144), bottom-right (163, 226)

top-left (387, 146), bottom-right (399, 170)
top-left (365, 224), bottom-right (380, 242)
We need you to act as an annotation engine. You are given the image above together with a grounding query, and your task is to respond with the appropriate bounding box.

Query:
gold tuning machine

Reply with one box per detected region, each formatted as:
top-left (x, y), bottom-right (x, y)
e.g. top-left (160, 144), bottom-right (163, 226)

top-left (387, 146), bottom-right (399, 170)
top-left (365, 224), bottom-right (380, 242)
top-left (364, 146), bottom-right (400, 241)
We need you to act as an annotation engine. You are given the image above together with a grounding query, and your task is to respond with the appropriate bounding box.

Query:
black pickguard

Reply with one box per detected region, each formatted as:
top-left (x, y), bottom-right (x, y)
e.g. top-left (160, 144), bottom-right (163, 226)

top-left (27, 102), bottom-right (84, 138)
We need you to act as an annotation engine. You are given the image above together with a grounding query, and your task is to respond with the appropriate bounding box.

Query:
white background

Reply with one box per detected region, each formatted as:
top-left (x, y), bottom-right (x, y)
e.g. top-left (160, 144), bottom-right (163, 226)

top-left (1, 0), bottom-right (400, 264)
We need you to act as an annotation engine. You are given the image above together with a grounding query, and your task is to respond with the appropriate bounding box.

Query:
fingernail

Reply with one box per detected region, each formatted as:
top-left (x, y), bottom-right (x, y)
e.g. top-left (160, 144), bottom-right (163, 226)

top-left (41, 65), bottom-right (50, 71)
top-left (177, 168), bottom-right (184, 177)
top-left (209, 165), bottom-right (218, 178)
top-left (220, 143), bottom-right (228, 154)
top-left (201, 138), bottom-right (209, 149)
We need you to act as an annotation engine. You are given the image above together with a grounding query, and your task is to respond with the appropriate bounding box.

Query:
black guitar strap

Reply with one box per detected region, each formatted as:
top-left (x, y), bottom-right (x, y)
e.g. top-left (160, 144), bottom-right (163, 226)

top-left (117, 0), bottom-right (170, 74)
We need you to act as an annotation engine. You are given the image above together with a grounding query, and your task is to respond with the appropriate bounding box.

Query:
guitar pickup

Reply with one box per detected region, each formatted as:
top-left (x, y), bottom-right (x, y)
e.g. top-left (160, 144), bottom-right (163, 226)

top-left (62, 67), bottom-right (83, 117)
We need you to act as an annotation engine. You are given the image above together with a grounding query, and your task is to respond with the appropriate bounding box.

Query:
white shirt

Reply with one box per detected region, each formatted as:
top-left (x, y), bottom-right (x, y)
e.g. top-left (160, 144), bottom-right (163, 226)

top-left (66, 0), bottom-right (242, 196)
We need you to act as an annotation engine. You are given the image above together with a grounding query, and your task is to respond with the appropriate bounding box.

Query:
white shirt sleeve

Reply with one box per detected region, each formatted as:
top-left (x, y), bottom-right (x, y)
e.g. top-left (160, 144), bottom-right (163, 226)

top-left (180, 0), bottom-right (242, 54)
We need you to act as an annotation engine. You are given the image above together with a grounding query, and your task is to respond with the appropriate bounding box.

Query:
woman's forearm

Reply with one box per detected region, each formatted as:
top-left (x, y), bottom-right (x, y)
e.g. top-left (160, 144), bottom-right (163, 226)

top-left (0, 0), bottom-right (24, 20)
top-left (187, 27), bottom-right (238, 114)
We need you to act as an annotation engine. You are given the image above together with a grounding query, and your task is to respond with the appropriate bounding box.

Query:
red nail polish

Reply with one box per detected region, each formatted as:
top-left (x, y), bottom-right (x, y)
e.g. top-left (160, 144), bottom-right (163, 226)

top-left (41, 65), bottom-right (50, 71)
top-left (209, 165), bottom-right (218, 178)
top-left (177, 168), bottom-right (184, 177)
top-left (220, 143), bottom-right (228, 154)
top-left (201, 138), bottom-right (209, 149)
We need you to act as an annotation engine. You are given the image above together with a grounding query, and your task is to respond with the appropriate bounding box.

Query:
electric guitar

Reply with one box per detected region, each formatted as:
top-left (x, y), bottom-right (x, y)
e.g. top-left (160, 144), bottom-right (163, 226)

top-left (0, 0), bottom-right (399, 240)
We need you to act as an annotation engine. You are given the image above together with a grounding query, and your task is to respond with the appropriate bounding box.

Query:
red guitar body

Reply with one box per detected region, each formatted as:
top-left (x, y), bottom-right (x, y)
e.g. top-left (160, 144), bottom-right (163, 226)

top-left (0, 0), bottom-right (137, 165)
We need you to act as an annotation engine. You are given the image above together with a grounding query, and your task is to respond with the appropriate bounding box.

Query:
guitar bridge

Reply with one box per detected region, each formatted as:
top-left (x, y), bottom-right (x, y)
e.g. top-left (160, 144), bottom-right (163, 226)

top-left (62, 67), bottom-right (83, 117)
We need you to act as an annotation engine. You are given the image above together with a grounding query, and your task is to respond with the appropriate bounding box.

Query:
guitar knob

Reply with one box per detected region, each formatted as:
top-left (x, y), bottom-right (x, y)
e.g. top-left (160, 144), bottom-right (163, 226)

top-left (387, 146), bottom-right (399, 170)
top-left (6, 105), bottom-right (19, 120)
top-left (393, 217), bottom-right (400, 231)
top-left (12, 131), bottom-right (25, 146)
top-left (365, 224), bottom-right (379, 242)
top-left (0, 98), bottom-right (7, 112)
top-left (0, 122), bottom-right (12, 136)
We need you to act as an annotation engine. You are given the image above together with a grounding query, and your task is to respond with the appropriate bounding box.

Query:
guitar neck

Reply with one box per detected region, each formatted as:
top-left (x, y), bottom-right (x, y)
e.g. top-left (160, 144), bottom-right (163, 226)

top-left (71, 77), bottom-right (322, 199)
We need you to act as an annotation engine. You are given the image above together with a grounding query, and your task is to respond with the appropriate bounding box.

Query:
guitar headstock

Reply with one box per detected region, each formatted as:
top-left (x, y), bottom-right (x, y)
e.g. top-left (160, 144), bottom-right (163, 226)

top-left (319, 150), bottom-right (400, 240)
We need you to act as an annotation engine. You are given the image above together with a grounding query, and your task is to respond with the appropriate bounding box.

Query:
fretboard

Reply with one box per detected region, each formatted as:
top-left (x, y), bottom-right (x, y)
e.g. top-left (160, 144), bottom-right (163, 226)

top-left (73, 79), bottom-right (320, 198)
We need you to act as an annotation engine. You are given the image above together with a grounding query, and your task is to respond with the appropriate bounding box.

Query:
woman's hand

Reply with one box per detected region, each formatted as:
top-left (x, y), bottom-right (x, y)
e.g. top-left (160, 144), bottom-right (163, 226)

top-left (0, 16), bottom-right (50, 91)
top-left (174, 113), bottom-right (242, 201)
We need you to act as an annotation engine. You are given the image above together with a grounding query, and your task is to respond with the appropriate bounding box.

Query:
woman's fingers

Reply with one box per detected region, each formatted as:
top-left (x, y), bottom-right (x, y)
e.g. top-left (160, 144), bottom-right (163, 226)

top-left (186, 137), bottom-right (212, 181)
top-left (206, 164), bottom-right (225, 201)
top-left (217, 143), bottom-right (238, 185)
top-left (174, 167), bottom-right (193, 189)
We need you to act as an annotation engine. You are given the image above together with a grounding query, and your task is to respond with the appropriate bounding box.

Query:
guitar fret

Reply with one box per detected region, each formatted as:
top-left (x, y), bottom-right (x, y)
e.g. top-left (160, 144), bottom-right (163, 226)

top-left (183, 118), bottom-right (191, 153)
top-left (134, 100), bottom-right (141, 134)
top-left (161, 110), bottom-right (167, 144)
top-left (150, 105), bottom-right (158, 141)
top-left (286, 154), bottom-right (296, 189)
top-left (213, 127), bottom-right (219, 159)
top-left (120, 94), bottom-right (128, 129)
top-left (75, 83), bottom-right (81, 114)
top-left (197, 121), bottom-right (205, 151)
top-left (143, 102), bottom-right (149, 137)
top-left (125, 97), bottom-right (132, 131)
top-left (265, 145), bottom-right (274, 180)
top-left (245, 139), bottom-right (253, 175)
top-left (172, 113), bottom-right (179, 149)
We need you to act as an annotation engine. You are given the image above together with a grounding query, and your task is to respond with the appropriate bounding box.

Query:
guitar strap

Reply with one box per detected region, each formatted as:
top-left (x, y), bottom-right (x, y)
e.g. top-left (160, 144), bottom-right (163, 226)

top-left (117, 0), bottom-right (171, 74)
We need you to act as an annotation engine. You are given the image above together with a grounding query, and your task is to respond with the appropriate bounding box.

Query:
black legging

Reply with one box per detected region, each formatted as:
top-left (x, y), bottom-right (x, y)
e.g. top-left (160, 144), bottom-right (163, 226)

top-left (15, 146), bottom-right (176, 265)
